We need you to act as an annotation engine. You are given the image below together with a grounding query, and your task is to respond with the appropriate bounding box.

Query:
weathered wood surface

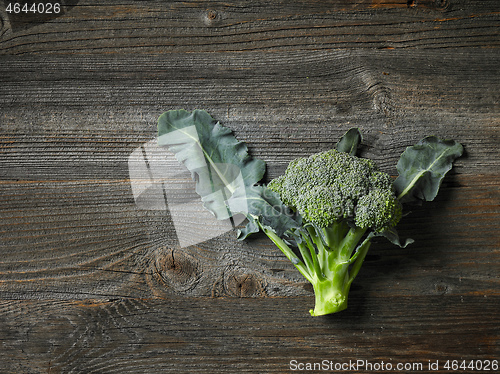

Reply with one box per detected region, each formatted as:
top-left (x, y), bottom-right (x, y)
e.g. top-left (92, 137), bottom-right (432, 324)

top-left (1, 296), bottom-right (498, 373)
top-left (0, 1), bottom-right (499, 373)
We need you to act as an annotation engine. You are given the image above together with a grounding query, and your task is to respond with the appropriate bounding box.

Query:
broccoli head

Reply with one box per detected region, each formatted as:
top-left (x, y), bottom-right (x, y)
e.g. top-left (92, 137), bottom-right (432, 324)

top-left (268, 149), bottom-right (402, 232)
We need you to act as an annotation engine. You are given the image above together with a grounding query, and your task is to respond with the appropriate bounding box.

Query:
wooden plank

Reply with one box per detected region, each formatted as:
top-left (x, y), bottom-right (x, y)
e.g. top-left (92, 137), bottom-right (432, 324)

top-left (0, 296), bottom-right (498, 373)
top-left (0, 173), bottom-right (498, 299)
top-left (0, 49), bottom-right (498, 172)
top-left (0, 0), bottom-right (499, 54)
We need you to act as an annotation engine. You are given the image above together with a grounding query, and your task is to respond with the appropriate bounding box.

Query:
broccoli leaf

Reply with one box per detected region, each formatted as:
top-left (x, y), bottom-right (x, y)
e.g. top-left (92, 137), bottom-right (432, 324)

top-left (157, 109), bottom-right (266, 220)
top-left (394, 136), bottom-right (463, 203)
top-left (336, 128), bottom-right (362, 155)
top-left (369, 227), bottom-right (414, 248)
top-left (226, 185), bottom-right (302, 240)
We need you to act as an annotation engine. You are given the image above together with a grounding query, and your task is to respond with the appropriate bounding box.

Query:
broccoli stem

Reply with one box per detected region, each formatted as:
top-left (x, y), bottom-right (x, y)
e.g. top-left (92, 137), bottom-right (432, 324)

top-left (260, 220), bottom-right (370, 316)
top-left (257, 222), bottom-right (313, 284)
top-left (347, 238), bottom-right (371, 286)
top-left (310, 268), bottom-right (350, 316)
top-left (308, 225), bottom-right (369, 316)
top-left (297, 230), bottom-right (322, 279)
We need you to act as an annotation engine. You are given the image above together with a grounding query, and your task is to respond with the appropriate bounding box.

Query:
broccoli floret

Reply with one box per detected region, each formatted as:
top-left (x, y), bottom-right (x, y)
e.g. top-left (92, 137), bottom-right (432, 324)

top-left (355, 189), bottom-right (402, 231)
top-left (267, 148), bottom-right (402, 316)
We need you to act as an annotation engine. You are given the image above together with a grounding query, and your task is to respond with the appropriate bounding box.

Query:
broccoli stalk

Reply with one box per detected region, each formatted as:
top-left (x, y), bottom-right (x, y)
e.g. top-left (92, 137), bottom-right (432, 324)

top-left (307, 224), bottom-right (370, 316)
top-left (259, 219), bottom-right (370, 315)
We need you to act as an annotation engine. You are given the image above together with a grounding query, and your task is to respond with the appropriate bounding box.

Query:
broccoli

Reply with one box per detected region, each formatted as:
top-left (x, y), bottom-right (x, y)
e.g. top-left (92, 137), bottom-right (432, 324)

top-left (158, 110), bottom-right (463, 316)
top-left (264, 149), bottom-right (402, 315)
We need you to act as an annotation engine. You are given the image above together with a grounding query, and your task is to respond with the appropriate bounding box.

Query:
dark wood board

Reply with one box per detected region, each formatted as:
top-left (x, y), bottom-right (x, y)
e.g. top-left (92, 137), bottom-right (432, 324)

top-left (0, 1), bottom-right (499, 373)
top-left (1, 296), bottom-right (498, 373)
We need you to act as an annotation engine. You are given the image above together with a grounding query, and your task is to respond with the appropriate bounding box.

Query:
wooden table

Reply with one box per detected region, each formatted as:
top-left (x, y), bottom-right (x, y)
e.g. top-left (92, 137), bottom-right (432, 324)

top-left (1, 1), bottom-right (499, 373)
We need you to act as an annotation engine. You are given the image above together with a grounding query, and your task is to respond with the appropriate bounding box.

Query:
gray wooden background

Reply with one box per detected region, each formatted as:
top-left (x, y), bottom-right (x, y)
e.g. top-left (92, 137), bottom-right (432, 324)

top-left (1, 1), bottom-right (499, 373)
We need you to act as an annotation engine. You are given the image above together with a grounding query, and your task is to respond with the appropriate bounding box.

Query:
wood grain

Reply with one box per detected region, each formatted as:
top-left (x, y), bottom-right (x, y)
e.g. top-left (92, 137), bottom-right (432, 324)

top-left (0, 296), bottom-right (498, 373)
top-left (1, 50), bottom-right (498, 171)
top-left (0, 0), bottom-right (498, 372)
top-left (0, 0), bottom-right (499, 54)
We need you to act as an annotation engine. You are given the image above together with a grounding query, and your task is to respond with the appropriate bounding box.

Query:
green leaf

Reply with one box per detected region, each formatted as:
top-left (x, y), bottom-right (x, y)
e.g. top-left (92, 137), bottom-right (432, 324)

top-left (236, 216), bottom-right (260, 240)
top-left (336, 128), bottom-right (362, 155)
top-left (226, 185), bottom-right (303, 240)
top-left (368, 227), bottom-right (414, 248)
top-left (394, 136), bottom-right (463, 203)
top-left (157, 109), bottom-right (266, 219)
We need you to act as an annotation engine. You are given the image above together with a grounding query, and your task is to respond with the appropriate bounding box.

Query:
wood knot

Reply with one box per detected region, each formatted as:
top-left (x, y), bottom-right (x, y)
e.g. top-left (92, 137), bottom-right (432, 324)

top-left (433, 0), bottom-right (451, 10)
top-left (434, 281), bottom-right (450, 295)
top-left (204, 9), bottom-right (221, 26)
top-left (212, 268), bottom-right (267, 297)
top-left (227, 273), bottom-right (261, 297)
top-left (154, 248), bottom-right (201, 293)
top-left (207, 10), bottom-right (218, 20)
